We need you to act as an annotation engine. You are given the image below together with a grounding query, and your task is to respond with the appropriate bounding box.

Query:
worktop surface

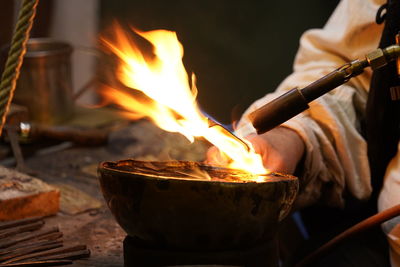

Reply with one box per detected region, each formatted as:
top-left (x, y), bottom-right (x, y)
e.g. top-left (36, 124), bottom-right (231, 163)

top-left (20, 120), bottom-right (209, 267)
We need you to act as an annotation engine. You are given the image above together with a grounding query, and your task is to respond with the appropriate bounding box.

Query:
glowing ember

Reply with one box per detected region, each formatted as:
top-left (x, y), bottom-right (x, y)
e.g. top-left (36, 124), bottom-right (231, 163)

top-left (101, 24), bottom-right (268, 180)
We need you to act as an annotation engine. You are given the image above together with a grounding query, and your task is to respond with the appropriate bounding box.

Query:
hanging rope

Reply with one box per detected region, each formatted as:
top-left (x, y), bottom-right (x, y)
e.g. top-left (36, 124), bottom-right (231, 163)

top-left (0, 0), bottom-right (39, 135)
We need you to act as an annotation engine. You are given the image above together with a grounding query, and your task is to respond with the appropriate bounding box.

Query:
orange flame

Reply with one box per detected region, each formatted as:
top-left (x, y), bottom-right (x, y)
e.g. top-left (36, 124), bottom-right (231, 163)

top-left (101, 25), bottom-right (268, 179)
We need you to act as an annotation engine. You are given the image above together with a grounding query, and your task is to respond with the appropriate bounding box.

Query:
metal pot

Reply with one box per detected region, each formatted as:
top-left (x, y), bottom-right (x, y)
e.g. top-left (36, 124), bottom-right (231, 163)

top-left (12, 38), bottom-right (74, 124)
top-left (98, 159), bottom-right (298, 250)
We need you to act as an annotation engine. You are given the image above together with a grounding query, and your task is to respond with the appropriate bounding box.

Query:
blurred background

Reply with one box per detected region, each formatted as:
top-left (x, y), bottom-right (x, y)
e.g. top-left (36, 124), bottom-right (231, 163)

top-left (0, 0), bottom-right (339, 124)
top-left (0, 3), bottom-right (343, 264)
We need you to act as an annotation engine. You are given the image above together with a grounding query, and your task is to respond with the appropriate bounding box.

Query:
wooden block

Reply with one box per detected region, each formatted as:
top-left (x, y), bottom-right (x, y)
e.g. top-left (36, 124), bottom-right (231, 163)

top-left (0, 166), bottom-right (59, 221)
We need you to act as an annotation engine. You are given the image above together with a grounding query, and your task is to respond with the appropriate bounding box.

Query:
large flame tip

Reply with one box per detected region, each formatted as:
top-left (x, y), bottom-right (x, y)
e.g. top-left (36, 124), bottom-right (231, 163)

top-left (100, 23), bottom-right (268, 181)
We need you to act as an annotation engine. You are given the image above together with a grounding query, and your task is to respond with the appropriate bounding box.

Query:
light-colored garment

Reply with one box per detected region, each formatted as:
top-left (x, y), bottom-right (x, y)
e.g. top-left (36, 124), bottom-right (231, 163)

top-left (379, 143), bottom-right (400, 266)
top-left (236, 0), bottom-right (400, 265)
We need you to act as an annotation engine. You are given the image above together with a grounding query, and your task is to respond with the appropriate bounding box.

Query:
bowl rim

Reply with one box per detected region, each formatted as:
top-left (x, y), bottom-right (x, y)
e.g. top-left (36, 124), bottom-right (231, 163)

top-left (98, 159), bottom-right (298, 185)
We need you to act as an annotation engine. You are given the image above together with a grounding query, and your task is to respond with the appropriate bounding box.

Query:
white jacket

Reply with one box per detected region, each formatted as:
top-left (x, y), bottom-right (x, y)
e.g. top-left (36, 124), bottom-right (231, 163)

top-left (237, 0), bottom-right (400, 265)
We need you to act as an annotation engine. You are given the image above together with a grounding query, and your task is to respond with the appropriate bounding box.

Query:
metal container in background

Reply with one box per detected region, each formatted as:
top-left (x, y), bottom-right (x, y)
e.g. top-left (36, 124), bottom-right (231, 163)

top-left (13, 38), bottom-right (74, 125)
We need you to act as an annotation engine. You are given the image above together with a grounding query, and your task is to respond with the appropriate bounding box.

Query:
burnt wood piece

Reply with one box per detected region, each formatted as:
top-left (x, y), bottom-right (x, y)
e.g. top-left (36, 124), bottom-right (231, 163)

top-left (0, 259), bottom-right (72, 266)
top-left (33, 249), bottom-right (91, 261)
top-left (0, 222), bottom-right (44, 240)
top-left (35, 232), bottom-right (63, 242)
top-left (0, 227), bottom-right (60, 249)
top-left (0, 215), bottom-right (90, 266)
top-left (3, 245), bottom-right (88, 264)
top-left (0, 217), bottom-right (44, 231)
top-left (0, 239), bottom-right (62, 256)
top-left (0, 240), bottom-right (63, 262)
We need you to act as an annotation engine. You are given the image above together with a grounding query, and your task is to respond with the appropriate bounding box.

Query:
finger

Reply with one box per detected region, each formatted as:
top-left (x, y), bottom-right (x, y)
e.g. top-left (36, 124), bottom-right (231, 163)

top-left (244, 134), bottom-right (266, 156)
top-left (243, 134), bottom-right (284, 172)
top-left (205, 146), bottom-right (218, 163)
top-left (205, 146), bottom-right (229, 166)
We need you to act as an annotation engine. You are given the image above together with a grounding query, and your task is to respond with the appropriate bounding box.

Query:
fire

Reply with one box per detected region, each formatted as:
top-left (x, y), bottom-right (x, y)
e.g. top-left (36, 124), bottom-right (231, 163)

top-left (101, 25), bottom-right (268, 180)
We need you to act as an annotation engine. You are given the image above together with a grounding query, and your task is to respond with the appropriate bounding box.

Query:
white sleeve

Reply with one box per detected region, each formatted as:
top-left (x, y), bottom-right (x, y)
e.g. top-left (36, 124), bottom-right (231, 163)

top-left (237, 0), bottom-right (384, 207)
top-left (378, 143), bottom-right (400, 267)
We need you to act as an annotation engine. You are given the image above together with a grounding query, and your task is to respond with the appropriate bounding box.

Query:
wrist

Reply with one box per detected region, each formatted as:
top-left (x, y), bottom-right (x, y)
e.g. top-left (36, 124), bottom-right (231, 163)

top-left (276, 126), bottom-right (305, 163)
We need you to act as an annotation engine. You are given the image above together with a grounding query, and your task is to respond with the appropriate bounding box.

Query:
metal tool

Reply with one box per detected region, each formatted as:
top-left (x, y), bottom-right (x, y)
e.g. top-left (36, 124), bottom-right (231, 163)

top-left (249, 44), bottom-right (400, 134)
top-left (4, 126), bottom-right (33, 174)
top-left (207, 117), bottom-right (251, 152)
top-left (10, 122), bottom-right (108, 146)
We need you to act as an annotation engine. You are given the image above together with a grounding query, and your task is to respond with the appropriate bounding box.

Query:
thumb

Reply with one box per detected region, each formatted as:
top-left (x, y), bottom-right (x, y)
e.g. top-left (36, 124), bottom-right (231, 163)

top-left (205, 146), bottom-right (230, 166)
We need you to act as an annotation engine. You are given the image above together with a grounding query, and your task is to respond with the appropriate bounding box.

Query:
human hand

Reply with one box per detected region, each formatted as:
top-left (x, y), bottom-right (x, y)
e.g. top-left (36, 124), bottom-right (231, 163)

top-left (206, 127), bottom-right (305, 174)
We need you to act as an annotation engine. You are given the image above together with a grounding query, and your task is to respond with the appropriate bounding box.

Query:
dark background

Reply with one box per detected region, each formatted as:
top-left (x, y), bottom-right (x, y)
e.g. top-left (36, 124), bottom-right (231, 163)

top-left (0, 1), bottom-right (340, 124)
top-left (100, 0), bottom-right (339, 123)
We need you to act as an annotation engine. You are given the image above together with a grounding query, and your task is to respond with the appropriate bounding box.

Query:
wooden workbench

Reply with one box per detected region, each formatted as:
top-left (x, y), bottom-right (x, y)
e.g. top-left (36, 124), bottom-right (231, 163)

top-left (18, 120), bottom-right (208, 267)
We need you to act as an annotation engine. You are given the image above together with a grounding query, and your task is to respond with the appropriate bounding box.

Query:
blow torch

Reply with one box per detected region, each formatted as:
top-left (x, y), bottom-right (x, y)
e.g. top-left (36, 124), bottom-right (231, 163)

top-left (248, 44), bottom-right (400, 134)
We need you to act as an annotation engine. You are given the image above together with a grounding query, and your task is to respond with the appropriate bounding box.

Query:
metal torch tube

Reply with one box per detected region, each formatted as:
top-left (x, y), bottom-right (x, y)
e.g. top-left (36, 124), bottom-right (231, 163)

top-left (248, 88), bottom-right (309, 134)
top-left (301, 59), bottom-right (368, 102)
top-left (248, 44), bottom-right (400, 134)
top-left (249, 59), bottom-right (369, 134)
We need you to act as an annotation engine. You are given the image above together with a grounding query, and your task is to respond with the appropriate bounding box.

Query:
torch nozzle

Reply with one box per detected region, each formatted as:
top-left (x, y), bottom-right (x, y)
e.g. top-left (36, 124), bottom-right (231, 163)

top-left (207, 118), bottom-right (251, 152)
